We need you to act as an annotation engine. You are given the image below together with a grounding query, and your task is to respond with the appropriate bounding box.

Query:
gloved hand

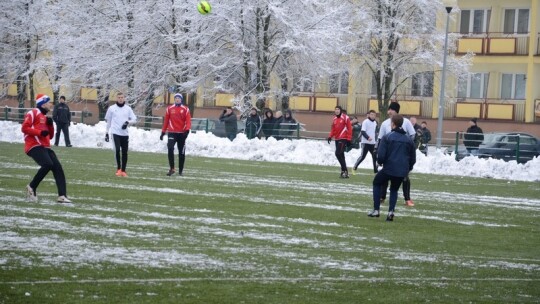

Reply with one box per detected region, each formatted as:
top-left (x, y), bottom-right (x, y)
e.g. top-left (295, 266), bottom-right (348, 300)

top-left (160, 132), bottom-right (165, 141)
top-left (69, 121), bottom-right (71, 126)
top-left (185, 130), bottom-right (190, 138)
top-left (346, 140), bottom-right (352, 148)
top-left (327, 137), bottom-right (332, 144)
top-left (40, 130), bottom-right (49, 137)
top-left (105, 134), bottom-right (109, 142)
top-left (121, 121), bottom-right (129, 130)
top-left (46, 117), bottom-right (53, 125)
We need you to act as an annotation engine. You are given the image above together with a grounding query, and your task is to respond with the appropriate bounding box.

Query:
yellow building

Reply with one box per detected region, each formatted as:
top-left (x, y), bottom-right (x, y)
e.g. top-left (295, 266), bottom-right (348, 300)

top-left (260, 0), bottom-right (540, 124)
top-left (448, 0), bottom-right (540, 123)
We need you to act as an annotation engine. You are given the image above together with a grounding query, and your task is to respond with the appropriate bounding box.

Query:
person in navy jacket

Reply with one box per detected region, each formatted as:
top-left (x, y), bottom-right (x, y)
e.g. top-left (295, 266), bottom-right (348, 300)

top-left (368, 114), bottom-right (416, 221)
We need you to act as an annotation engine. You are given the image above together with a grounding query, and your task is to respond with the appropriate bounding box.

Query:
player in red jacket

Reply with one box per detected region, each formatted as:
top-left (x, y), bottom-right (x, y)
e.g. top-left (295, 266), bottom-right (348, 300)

top-left (21, 94), bottom-right (71, 203)
top-left (328, 106), bottom-right (352, 178)
top-left (160, 93), bottom-right (192, 176)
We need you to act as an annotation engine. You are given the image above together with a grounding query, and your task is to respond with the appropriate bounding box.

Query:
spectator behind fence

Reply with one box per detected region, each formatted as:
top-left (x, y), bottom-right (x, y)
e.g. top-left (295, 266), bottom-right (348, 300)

top-left (419, 121), bottom-right (431, 155)
top-left (262, 109), bottom-right (276, 139)
top-left (277, 109), bottom-right (297, 139)
top-left (273, 111), bottom-right (283, 140)
top-left (347, 115), bottom-right (361, 152)
top-left (219, 107), bottom-right (238, 141)
top-left (245, 107), bottom-right (262, 139)
top-left (53, 95), bottom-right (72, 147)
top-left (463, 118), bottom-right (484, 156)
top-left (409, 116), bottom-right (422, 149)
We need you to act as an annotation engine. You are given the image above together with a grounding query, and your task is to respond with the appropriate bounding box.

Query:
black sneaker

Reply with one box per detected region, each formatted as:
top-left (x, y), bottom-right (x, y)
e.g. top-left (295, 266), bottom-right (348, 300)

top-left (166, 169), bottom-right (175, 176)
top-left (66, 144), bottom-right (72, 147)
top-left (386, 212), bottom-right (394, 222)
top-left (340, 171), bottom-right (349, 179)
top-left (178, 172), bottom-right (183, 176)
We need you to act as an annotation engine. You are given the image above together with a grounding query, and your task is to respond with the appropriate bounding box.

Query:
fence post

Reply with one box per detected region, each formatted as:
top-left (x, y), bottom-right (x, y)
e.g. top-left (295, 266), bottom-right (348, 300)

top-left (516, 134), bottom-right (520, 162)
top-left (81, 111), bottom-right (84, 124)
top-left (296, 123), bottom-right (300, 139)
top-left (4, 107), bottom-right (8, 120)
top-left (205, 118), bottom-right (209, 133)
top-left (454, 132), bottom-right (460, 161)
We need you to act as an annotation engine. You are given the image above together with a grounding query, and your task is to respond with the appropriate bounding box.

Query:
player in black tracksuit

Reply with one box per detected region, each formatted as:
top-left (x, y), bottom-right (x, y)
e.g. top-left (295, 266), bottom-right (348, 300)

top-left (53, 96), bottom-right (72, 147)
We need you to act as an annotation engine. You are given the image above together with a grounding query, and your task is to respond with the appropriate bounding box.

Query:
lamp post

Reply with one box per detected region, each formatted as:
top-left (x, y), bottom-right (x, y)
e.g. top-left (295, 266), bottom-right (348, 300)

top-left (436, 5), bottom-right (453, 149)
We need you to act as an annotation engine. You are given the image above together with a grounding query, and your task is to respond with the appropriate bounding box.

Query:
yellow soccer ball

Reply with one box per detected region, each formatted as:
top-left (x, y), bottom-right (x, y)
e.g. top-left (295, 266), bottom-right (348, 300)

top-left (197, 1), bottom-right (211, 15)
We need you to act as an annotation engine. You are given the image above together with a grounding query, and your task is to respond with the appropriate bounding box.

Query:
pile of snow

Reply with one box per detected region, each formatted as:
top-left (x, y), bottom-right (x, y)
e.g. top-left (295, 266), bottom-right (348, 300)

top-left (1, 120), bottom-right (538, 182)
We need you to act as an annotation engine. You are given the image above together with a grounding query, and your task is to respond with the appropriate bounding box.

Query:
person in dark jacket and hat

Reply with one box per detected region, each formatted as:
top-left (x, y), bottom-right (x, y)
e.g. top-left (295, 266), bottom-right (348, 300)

top-left (219, 107), bottom-right (238, 141)
top-left (52, 95), bottom-right (72, 147)
top-left (368, 114), bottom-right (416, 221)
top-left (464, 118), bottom-right (484, 156)
top-left (245, 107), bottom-right (262, 139)
top-left (262, 109), bottom-right (276, 139)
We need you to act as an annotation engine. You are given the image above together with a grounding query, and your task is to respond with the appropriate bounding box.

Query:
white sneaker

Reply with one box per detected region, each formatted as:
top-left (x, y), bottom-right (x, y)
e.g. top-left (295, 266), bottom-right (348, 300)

top-left (367, 209), bottom-right (380, 217)
top-left (26, 185), bottom-right (37, 202)
top-left (57, 195), bottom-right (73, 203)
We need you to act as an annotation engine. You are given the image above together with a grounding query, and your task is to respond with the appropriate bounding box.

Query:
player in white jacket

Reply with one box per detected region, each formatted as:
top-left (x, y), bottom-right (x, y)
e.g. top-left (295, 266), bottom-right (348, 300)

top-left (104, 92), bottom-right (137, 177)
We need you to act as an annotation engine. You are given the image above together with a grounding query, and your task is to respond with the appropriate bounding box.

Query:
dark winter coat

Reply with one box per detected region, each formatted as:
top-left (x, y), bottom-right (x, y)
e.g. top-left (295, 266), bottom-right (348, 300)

top-left (262, 110), bottom-right (276, 138)
top-left (420, 127), bottom-right (431, 144)
top-left (273, 116), bottom-right (284, 140)
top-left (245, 113), bottom-right (262, 139)
top-left (219, 112), bottom-right (237, 136)
top-left (350, 122), bottom-right (362, 150)
top-left (412, 123), bottom-right (422, 147)
top-left (53, 103), bottom-right (71, 124)
top-left (377, 127), bottom-right (416, 178)
top-left (277, 110), bottom-right (297, 139)
top-left (464, 125), bottom-right (484, 148)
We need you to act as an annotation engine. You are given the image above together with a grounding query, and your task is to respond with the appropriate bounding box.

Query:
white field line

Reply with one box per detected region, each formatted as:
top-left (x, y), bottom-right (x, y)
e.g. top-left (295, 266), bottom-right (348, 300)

top-left (2, 277), bottom-right (539, 285)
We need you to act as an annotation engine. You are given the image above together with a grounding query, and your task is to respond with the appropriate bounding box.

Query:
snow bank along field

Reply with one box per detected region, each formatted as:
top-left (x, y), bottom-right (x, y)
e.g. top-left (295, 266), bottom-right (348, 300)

top-left (0, 120), bottom-right (539, 303)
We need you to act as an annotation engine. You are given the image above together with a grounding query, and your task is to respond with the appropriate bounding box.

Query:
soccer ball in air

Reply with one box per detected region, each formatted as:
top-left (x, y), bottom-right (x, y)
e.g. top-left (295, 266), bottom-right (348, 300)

top-left (197, 1), bottom-right (211, 15)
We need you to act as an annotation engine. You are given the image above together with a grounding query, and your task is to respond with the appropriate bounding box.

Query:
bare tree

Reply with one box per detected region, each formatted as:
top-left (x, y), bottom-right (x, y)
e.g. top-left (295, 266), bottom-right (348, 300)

top-left (352, 0), bottom-right (471, 120)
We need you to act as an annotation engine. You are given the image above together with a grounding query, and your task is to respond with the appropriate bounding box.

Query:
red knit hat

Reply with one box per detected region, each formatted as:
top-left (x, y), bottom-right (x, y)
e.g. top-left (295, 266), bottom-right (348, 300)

top-left (35, 94), bottom-right (51, 107)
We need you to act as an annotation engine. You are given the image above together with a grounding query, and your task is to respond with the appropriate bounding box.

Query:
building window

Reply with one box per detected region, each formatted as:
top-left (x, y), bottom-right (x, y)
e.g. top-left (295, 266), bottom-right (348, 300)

top-left (503, 9), bottom-right (529, 34)
top-left (411, 72), bottom-right (434, 97)
top-left (501, 74), bottom-right (526, 99)
top-left (329, 71), bottom-right (349, 94)
top-left (458, 73), bottom-right (489, 98)
top-left (460, 9), bottom-right (491, 34)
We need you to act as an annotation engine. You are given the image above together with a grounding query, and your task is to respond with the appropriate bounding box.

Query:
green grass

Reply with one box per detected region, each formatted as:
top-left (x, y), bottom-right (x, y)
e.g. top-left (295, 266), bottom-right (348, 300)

top-left (0, 141), bottom-right (539, 303)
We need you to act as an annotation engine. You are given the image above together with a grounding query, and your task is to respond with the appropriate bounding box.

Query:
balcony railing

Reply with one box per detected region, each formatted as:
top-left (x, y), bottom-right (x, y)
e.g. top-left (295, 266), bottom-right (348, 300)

top-left (456, 32), bottom-right (529, 55)
top-left (452, 98), bottom-right (526, 121)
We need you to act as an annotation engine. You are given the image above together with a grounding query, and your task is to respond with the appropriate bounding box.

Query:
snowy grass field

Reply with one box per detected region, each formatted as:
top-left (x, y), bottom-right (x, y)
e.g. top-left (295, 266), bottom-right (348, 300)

top-left (1, 141), bottom-right (539, 303)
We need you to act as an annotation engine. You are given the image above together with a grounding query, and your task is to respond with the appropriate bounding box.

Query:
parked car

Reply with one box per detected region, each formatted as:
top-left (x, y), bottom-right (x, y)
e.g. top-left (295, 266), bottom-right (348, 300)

top-left (191, 118), bottom-right (245, 138)
top-left (447, 132), bottom-right (540, 164)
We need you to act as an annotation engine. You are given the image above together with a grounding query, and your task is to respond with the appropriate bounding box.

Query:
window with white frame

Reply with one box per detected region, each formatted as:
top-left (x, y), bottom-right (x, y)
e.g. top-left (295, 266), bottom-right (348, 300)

top-left (460, 9), bottom-right (491, 34)
top-left (411, 72), bottom-right (434, 97)
top-left (501, 74), bottom-right (526, 99)
top-left (503, 9), bottom-right (529, 34)
top-left (329, 71), bottom-right (349, 94)
top-left (457, 73), bottom-right (489, 98)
